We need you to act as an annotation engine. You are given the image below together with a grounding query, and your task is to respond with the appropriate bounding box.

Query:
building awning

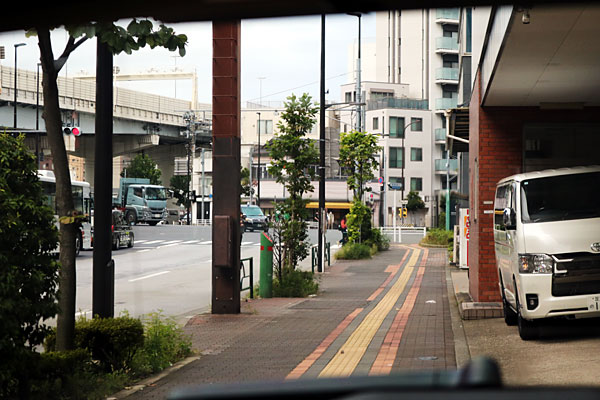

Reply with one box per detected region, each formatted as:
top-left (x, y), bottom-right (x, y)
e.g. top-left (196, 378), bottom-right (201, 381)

top-left (446, 107), bottom-right (469, 153)
top-left (306, 202), bottom-right (352, 209)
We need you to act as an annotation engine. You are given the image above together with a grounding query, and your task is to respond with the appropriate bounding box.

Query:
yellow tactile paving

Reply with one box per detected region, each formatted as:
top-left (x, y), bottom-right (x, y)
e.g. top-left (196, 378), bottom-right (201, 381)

top-left (318, 247), bottom-right (421, 378)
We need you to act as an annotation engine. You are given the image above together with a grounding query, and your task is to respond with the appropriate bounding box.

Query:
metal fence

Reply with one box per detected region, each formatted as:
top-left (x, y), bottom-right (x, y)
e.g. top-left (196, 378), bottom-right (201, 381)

top-left (380, 226), bottom-right (427, 243)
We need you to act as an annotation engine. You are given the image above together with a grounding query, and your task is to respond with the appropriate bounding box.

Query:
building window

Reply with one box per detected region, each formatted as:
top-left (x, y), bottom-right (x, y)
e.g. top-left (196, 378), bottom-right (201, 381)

top-left (389, 147), bottom-right (404, 169)
top-left (410, 117), bottom-right (423, 131)
top-left (389, 117), bottom-right (405, 138)
top-left (410, 177), bottom-right (423, 191)
top-left (258, 119), bottom-right (273, 135)
top-left (345, 92), bottom-right (352, 103)
top-left (370, 91), bottom-right (393, 100)
top-left (410, 147), bottom-right (423, 162)
top-left (373, 117), bottom-right (379, 130)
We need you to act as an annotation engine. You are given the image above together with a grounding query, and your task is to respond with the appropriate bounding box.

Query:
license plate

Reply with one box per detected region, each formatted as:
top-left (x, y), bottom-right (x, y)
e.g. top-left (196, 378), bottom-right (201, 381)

top-left (589, 296), bottom-right (600, 311)
top-left (153, 214), bottom-right (161, 218)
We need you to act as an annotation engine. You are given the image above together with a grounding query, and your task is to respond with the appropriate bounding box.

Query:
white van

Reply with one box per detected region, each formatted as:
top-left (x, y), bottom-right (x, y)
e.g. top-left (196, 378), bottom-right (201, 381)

top-left (494, 166), bottom-right (600, 340)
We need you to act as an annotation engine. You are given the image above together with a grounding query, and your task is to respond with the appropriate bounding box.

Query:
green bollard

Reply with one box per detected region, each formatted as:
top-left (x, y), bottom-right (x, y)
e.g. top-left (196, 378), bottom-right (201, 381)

top-left (259, 232), bottom-right (273, 298)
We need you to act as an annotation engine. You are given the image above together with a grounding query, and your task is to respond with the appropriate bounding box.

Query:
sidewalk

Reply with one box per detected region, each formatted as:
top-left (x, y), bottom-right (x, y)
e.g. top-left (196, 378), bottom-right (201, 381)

top-left (123, 244), bottom-right (462, 399)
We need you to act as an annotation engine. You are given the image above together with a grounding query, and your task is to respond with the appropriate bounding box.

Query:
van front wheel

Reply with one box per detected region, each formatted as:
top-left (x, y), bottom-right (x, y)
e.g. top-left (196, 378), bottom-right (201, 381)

top-left (515, 283), bottom-right (539, 340)
top-left (517, 312), bottom-right (539, 340)
top-left (500, 278), bottom-right (517, 326)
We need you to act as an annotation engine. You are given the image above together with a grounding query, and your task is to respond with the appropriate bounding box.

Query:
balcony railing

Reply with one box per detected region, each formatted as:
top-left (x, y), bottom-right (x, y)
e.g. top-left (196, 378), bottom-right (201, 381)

top-left (435, 98), bottom-right (458, 110)
top-left (435, 128), bottom-right (447, 142)
top-left (436, 8), bottom-right (460, 21)
top-left (435, 37), bottom-right (459, 52)
top-left (367, 97), bottom-right (429, 111)
top-left (435, 67), bottom-right (459, 82)
top-left (435, 159), bottom-right (459, 173)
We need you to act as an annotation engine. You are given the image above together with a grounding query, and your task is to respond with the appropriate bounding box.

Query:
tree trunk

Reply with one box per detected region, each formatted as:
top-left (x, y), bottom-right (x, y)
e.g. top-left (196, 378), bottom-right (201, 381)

top-left (38, 29), bottom-right (77, 351)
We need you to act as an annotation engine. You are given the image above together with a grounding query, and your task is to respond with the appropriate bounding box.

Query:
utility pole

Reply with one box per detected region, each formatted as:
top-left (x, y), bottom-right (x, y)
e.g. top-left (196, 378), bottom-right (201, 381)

top-left (318, 14), bottom-right (326, 273)
top-left (184, 111), bottom-right (197, 225)
top-left (201, 147), bottom-right (205, 223)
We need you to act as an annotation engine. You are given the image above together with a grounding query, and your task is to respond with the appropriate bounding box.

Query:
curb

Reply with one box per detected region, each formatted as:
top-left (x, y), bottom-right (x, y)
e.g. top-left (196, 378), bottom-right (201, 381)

top-left (107, 355), bottom-right (201, 399)
top-left (445, 264), bottom-right (471, 368)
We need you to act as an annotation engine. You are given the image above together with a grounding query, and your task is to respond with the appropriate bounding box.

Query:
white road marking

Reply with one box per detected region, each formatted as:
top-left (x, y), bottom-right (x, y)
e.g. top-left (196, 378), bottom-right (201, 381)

top-left (136, 249), bottom-right (152, 253)
top-left (136, 240), bottom-right (148, 243)
top-left (199, 240), bottom-right (212, 245)
top-left (129, 270), bottom-right (171, 282)
top-left (144, 240), bottom-right (165, 244)
top-left (163, 240), bottom-right (183, 244)
top-left (157, 243), bottom-right (181, 249)
top-left (182, 240), bottom-right (200, 244)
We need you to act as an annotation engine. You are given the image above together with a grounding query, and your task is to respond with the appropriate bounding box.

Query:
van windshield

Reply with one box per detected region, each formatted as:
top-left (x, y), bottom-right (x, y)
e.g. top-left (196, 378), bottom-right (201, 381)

top-left (242, 207), bottom-right (263, 216)
top-left (520, 171), bottom-right (600, 223)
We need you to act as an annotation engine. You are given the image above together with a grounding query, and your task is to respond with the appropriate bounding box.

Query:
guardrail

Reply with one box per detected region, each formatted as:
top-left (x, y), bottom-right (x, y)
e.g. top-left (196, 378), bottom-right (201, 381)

top-left (380, 226), bottom-right (427, 243)
top-left (240, 257), bottom-right (254, 298)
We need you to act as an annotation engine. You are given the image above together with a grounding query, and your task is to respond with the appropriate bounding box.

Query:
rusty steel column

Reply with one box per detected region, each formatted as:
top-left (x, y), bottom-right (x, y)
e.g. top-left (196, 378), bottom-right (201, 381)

top-left (212, 20), bottom-right (241, 314)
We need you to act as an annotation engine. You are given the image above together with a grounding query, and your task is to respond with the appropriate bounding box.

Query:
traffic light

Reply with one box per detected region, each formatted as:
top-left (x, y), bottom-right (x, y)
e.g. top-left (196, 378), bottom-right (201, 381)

top-left (403, 207), bottom-right (407, 218)
top-left (63, 126), bottom-right (82, 136)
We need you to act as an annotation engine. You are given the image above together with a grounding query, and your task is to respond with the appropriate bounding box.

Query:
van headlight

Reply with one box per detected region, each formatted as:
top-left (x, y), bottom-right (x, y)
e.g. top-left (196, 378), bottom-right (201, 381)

top-left (518, 254), bottom-right (554, 274)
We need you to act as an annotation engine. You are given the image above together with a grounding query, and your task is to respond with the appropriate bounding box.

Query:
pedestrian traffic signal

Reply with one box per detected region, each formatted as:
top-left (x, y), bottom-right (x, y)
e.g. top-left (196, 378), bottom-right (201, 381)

top-left (63, 126), bottom-right (82, 136)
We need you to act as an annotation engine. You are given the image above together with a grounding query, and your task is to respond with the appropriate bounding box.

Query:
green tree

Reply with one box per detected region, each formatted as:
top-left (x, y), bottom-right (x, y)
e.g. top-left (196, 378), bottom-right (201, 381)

top-left (0, 133), bottom-right (59, 396)
top-left (31, 20), bottom-right (187, 351)
top-left (406, 191), bottom-right (425, 212)
top-left (240, 166), bottom-right (253, 197)
top-left (170, 175), bottom-right (191, 208)
top-left (339, 130), bottom-right (381, 244)
top-left (121, 153), bottom-right (162, 185)
top-left (338, 130), bottom-right (381, 201)
top-left (266, 93), bottom-right (319, 270)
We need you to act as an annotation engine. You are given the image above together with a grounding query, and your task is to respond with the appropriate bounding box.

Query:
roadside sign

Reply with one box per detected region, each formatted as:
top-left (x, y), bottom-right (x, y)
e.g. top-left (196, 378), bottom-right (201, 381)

top-left (379, 177), bottom-right (383, 184)
top-left (388, 183), bottom-right (402, 190)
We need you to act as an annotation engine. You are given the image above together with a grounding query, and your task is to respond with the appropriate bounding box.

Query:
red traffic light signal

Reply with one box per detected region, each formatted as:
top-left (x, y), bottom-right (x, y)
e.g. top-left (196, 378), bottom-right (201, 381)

top-left (63, 126), bottom-right (81, 136)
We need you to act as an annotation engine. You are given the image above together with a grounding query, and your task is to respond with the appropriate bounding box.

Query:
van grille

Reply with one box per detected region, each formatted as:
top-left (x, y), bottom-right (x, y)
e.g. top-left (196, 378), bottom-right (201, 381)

top-left (552, 253), bottom-right (600, 297)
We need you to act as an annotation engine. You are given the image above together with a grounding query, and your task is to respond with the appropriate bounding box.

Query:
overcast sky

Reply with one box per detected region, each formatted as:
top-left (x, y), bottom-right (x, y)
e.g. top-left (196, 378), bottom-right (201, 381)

top-left (0, 13), bottom-right (376, 107)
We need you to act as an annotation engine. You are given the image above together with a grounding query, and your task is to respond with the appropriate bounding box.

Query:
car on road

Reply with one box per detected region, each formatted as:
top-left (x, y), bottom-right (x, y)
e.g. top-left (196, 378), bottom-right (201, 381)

top-left (112, 210), bottom-right (134, 250)
top-left (241, 204), bottom-right (268, 232)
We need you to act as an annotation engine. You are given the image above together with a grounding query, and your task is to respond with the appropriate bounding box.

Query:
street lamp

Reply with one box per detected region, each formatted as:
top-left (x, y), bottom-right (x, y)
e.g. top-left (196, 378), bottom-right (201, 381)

top-left (347, 13), bottom-right (362, 132)
top-left (36, 62), bottom-right (41, 168)
top-left (13, 42), bottom-right (26, 129)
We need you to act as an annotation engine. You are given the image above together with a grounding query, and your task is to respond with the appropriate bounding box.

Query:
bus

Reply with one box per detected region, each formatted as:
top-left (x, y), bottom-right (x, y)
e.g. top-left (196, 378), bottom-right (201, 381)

top-left (38, 170), bottom-right (93, 256)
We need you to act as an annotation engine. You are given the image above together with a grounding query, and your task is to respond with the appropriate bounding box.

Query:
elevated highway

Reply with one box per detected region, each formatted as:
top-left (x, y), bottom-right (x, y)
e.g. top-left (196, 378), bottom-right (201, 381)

top-left (0, 65), bottom-right (211, 185)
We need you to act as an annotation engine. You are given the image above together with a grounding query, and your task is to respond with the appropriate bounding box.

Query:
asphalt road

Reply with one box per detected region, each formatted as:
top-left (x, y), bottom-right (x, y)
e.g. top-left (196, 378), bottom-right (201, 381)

top-left (75, 225), bottom-right (343, 322)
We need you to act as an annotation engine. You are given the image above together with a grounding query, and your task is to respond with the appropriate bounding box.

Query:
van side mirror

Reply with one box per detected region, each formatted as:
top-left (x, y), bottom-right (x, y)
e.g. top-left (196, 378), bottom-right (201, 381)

top-left (503, 208), bottom-right (516, 230)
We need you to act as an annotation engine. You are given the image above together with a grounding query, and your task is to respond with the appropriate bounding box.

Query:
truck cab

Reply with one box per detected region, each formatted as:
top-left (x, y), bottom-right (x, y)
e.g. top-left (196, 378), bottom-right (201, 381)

top-left (114, 178), bottom-right (168, 225)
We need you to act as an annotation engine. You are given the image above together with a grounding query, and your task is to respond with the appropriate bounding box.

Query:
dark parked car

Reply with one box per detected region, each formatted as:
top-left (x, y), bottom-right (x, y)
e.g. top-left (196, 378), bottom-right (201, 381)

top-left (112, 210), bottom-right (134, 250)
top-left (241, 205), bottom-right (268, 232)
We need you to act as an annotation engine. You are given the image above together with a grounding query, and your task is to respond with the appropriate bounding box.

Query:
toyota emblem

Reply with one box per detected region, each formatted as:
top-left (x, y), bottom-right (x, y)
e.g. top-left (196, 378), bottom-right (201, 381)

top-left (592, 242), bottom-right (600, 253)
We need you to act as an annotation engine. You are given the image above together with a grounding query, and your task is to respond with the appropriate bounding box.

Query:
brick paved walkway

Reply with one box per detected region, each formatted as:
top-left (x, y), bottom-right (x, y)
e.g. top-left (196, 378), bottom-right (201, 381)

top-left (125, 245), bottom-right (455, 399)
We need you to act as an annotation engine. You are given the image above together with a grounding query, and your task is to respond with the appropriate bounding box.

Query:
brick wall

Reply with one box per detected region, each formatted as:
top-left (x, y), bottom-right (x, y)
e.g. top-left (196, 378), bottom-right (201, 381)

top-left (468, 70), bottom-right (600, 302)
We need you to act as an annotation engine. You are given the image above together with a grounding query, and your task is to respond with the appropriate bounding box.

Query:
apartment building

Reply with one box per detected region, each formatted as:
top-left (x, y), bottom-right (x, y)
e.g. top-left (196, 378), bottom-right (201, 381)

top-left (340, 8), bottom-right (468, 227)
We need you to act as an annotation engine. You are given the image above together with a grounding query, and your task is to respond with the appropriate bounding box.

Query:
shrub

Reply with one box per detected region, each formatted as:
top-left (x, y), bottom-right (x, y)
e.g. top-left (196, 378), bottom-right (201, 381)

top-left (273, 269), bottom-right (319, 297)
top-left (335, 242), bottom-right (372, 260)
top-left (45, 315), bottom-right (144, 372)
top-left (420, 228), bottom-right (454, 247)
top-left (366, 228), bottom-right (390, 251)
top-left (130, 311), bottom-right (192, 376)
